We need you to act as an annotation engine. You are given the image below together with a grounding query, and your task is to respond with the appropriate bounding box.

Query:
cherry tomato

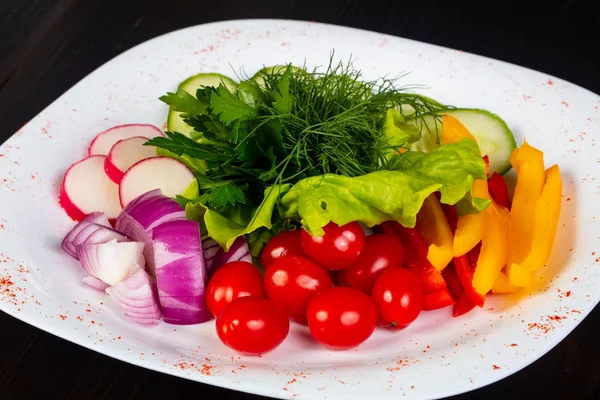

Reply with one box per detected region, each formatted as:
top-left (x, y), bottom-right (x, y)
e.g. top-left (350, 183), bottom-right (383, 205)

top-left (337, 234), bottom-right (405, 293)
top-left (215, 297), bottom-right (290, 355)
top-left (260, 230), bottom-right (306, 268)
top-left (371, 267), bottom-right (424, 329)
top-left (264, 255), bottom-right (333, 324)
top-left (206, 261), bottom-right (264, 318)
top-left (300, 222), bottom-right (366, 270)
top-left (306, 287), bottom-right (378, 350)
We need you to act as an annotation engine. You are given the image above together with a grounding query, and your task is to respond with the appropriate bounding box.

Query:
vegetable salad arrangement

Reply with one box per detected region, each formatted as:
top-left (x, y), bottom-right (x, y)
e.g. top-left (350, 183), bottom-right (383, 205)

top-left (59, 59), bottom-right (562, 355)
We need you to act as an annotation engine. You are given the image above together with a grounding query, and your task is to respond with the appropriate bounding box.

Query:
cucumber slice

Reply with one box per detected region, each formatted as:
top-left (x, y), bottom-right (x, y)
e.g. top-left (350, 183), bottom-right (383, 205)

top-left (251, 65), bottom-right (303, 87)
top-left (167, 73), bottom-right (238, 136)
top-left (409, 108), bottom-right (517, 175)
top-left (444, 109), bottom-right (516, 175)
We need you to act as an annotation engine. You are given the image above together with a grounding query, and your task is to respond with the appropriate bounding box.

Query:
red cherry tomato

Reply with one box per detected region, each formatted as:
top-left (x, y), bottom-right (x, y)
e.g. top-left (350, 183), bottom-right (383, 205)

top-left (264, 255), bottom-right (333, 324)
top-left (260, 230), bottom-right (306, 268)
top-left (371, 267), bottom-right (424, 329)
top-left (306, 287), bottom-right (378, 350)
top-left (215, 297), bottom-right (290, 356)
top-left (338, 234), bottom-right (405, 293)
top-left (206, 261), bottom-right (264, 318)
top-left (300, 222), bottom-right (366, 270)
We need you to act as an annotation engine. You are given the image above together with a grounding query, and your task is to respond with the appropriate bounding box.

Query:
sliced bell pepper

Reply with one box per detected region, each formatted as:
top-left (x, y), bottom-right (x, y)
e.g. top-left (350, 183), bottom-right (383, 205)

top-left (505, 263), bottom-right (532, 287)
top-left (516, 164), bottom-right (563, 272)
top-left (416, 195), bottom-right (454, 271)
top-left (506, 141), bottom-right (545, 269)
top-left (453, 293), bottom-right (476, 317)
top-left (488, 172), bottom-right (511, 209)
top-left (441, 114), bottom-right (477, 145)
top-left (380, 221), bottom-right (448, 293)
top-left (422, 288), bottom-right (455, 311)
top-left (453, 179), bottom-right (490, 256)
top-left (491, 271), bottom-right (521, 294)
top-left (454, 253), bottom-right (486, 307)
top-left (472, 202), bottom-right (511, 295)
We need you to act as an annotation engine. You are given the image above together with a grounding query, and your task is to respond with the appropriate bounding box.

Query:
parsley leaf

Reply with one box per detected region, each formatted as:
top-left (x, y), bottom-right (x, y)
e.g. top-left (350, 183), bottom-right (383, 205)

top-left (208, 181), bottom-right (246, 208)
top-left (210, 84), bottom-right (258, 125)
top-left (144, 131), bottom-right (230, 164)
top-left (159, 89), bottom-right (208, 115)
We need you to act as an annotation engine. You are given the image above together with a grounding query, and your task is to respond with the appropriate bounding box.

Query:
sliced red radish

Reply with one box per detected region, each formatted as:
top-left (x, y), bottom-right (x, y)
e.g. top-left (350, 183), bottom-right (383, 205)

top-left (106, 265), bottom-right (162, 325)
top-left (119, 157), bottom-right (195, 208)
top-left (59, 155), bottom-right (122, 221)
top-left (105, 136), bottom-right (157, 184)
top-left (88, 124), bottom-right (164, 156)
top-left (76, 239), bottom-right (144, 285)
top-left (153, 219), bottom-right (208, 325)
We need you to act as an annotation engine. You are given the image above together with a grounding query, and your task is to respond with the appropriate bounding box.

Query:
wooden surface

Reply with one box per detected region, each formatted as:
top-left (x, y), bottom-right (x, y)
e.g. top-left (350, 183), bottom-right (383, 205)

top-left (1, 0), bottom-right (600, 399)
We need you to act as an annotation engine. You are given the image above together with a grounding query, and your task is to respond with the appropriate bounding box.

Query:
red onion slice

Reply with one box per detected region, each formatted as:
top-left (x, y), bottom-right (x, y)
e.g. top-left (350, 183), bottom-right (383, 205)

top-left (153, 219), bottom-right (208, 325)
top-left (76, 239), bottom-right (144, 285)
top-left (208, 236), bottom-right (252, 278)
top-left (61, 212), bottom-right (112, 258)
top-left (106, 265), bottom-right (162, 325)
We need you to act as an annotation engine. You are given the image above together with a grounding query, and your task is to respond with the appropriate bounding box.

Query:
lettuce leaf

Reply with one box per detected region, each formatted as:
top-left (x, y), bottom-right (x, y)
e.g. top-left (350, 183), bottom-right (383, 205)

top-left (185, 184), bottom-right (290, 251)
top-left (279, 138), bottom-right (488, 236)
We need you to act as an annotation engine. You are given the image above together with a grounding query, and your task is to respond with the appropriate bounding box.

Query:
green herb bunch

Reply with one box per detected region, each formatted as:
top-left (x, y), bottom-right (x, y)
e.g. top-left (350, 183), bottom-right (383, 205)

top-left (146, 57), bottom-right (448, 215)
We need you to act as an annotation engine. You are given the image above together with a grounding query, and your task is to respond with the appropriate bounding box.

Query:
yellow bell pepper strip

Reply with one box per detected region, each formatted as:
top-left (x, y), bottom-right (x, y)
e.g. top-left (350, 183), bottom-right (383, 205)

top-left (416, 194), bottom-right (455, 271)
top-left (441, 114), bottom-right (477, 145)
top-left (491, 272), bottom-right (521, 294)
top-left (472, 202), bottom-right (511, 295)
top-left (453, 179), bottom-right (490, 256)
top-left (506, 262), bottom-right (532, 287)
top-left (506, 141), bottom-right (545, 269)
top-left (513, 164), bottom-right (563, 272)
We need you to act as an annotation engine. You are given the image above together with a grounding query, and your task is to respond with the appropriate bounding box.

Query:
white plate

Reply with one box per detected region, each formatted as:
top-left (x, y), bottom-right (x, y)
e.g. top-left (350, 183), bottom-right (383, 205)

top-left (0, 19), bottom-right (598, 400)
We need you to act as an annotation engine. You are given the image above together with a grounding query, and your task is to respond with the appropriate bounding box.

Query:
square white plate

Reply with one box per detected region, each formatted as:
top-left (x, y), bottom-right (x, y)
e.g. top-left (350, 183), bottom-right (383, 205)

top-left (1, 19), bottom-right (599, 400)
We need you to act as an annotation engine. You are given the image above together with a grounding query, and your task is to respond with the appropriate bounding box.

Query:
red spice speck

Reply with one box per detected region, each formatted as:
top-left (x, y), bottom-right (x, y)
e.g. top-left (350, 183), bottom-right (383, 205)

top-left (566, 291), bottom-right (571, 297)
top-left (547, 79), bottom-right (554, 86)
top-left (562, 101), bottom-right (569, 107)
top-left (493, 365), bottom-right (500, 370)
top-left (548, 315), bottom-right (564, 321)
top-left (59, 314), bottom-right (67, 320)
top-left (510, 343), bottom-right (518, 347)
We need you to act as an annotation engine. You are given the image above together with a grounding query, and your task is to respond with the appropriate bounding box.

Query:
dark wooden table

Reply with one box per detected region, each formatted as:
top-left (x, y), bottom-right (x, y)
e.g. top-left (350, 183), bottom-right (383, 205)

top-left (1, 0), bottom-right (600, 399)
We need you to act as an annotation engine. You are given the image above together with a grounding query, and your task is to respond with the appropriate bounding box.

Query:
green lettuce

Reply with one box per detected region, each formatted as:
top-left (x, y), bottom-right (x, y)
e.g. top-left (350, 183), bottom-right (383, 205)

top-left (279, 138), bottom-right (488, 236)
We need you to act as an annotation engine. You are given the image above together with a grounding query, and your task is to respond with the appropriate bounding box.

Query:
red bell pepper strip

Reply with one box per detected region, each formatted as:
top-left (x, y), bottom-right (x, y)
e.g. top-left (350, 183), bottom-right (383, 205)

top-left (488, 172), bottom-right (511, 209)
top-left (422, 288), bottom-right (455, 311)
top-left (379, 221), bottom-right (447, 293)
top-left (453, 293), bottom-right (476, 317)
top-left (441, 262), bottom-right (463, 298)
top-left (453, 253), bottom-right (486, 307)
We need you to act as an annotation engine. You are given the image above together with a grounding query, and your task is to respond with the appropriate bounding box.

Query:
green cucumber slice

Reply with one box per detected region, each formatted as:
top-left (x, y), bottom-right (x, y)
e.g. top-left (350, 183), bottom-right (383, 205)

top-left (444, 109), bottom-right (516, 175)
top-left (167, 73), bottom-right (238, 136)
top-left (251, 65), bottom-right (303, 87)
top-left (409, 108), bottom-right (517, 175)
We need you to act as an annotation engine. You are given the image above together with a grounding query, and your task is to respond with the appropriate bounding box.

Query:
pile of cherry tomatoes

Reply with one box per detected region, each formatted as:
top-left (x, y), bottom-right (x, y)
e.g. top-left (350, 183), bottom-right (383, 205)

top-left (207, 221), bottom-right (425, 355)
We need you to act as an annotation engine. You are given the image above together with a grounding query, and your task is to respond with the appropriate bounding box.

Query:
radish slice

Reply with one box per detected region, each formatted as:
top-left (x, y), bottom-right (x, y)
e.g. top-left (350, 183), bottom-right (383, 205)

top-left (153, 220), bottom-right (208, 325)
top-left (59, 155), bottom-right (122, 221)
top-left (105, 136), bottom-right (157, 184)
top-left (83, 275), bottom-right (109, 291)
top-left (208, 237), bottom-right (252, 278)
top-left (106, 265), bottom-right (162, 325)
top-left (118, 157), bottom-right (194, 208)
top-left (61, 212), bottom-right (111, 258)
top-left (114, 191), bottom-right (186, 274)
top-left (76, 239), bottom-right (144, 285)
top-left (88, 124), bottom-right (164, 156)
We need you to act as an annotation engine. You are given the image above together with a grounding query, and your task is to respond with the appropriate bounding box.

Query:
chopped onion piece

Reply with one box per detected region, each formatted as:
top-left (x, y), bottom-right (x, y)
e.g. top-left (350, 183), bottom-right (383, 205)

top-left (209, 236), bottom-right (252, 278)
top-left (106, 265), bottom-right (162, 325)
top-left (153, 219), bottom-right (208, 325)
top-left (83, 275), bottom-right (109, 291)
top-left (61, 212), bottom-right (113, 258)
top-left (76, 239), bottom-right (144, 285)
